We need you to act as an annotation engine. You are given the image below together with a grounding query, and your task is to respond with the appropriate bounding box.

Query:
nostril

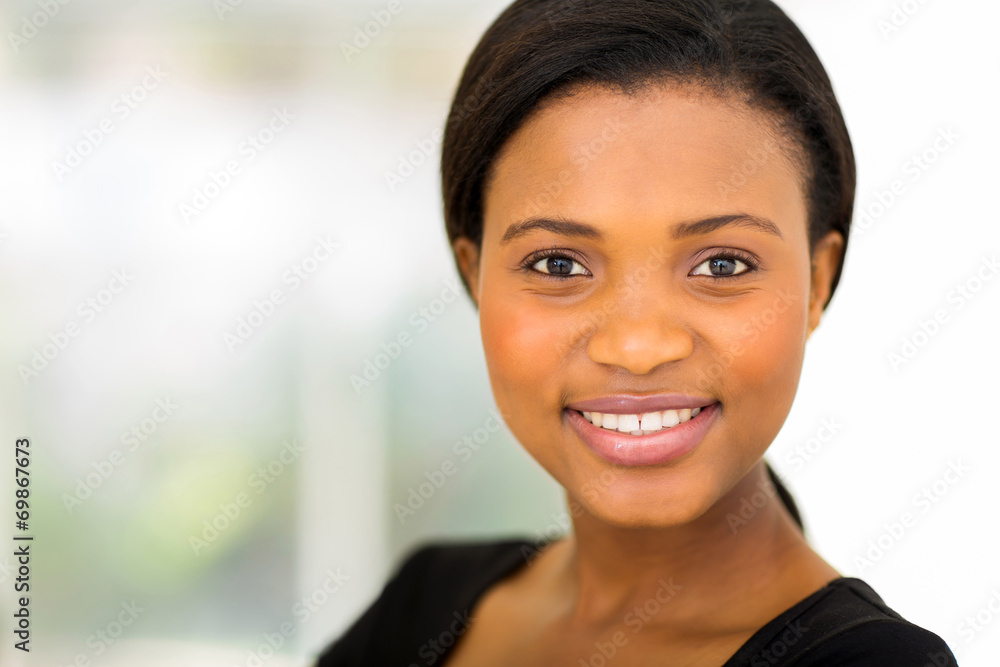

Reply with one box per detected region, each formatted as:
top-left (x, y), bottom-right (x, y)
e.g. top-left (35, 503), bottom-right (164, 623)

top-left (584, 325), bottom-right (694, 376)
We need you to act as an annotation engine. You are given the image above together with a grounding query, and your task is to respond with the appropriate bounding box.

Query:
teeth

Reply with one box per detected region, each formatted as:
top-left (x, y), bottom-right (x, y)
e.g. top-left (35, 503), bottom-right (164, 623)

top-left (616, 414), bottom-right (640, 433)
top-left (580, 406), bottom-right (707, 434)
top-left (640, 412), bottom-right (662, 430)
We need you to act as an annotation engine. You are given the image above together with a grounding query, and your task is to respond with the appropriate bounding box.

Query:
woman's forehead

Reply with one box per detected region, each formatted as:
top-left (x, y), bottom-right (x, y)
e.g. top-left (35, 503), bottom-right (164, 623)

top-left (483, 84), bottom-right (809, 244)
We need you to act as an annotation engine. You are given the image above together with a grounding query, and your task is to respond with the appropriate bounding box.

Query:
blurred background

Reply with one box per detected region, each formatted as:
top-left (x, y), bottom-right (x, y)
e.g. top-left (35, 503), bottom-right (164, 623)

top-left (0, 0), bottom-right (997, 665)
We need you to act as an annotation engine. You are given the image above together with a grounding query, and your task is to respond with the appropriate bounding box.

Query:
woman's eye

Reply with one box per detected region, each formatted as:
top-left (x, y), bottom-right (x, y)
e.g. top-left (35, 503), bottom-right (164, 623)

top-left (691, 255), bottom-right (754, 278)
top-left (530, 255), bottom-right (589, 277)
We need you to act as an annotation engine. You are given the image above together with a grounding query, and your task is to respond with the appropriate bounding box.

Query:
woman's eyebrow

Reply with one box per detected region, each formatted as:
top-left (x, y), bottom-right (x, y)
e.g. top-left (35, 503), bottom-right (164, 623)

top-left (500, 217), bottom-right (603, 246)
top-left (499, 213), bottom-right (783, 246)
top-left (670, 214), bottom-right (784, 241)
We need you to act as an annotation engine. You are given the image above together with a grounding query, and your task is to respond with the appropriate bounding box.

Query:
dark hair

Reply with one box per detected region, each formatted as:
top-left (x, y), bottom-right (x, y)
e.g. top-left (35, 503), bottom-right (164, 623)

top-left (441, 0), bottom-right (852, 531)
top-left (766, 461), bottom-right (803, 532)
top-left (441, 0), bottom-right (855, 313)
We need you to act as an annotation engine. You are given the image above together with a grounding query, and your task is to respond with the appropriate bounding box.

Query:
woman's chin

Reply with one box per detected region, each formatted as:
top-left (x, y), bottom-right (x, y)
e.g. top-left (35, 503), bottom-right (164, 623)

top-left (577, 488), bottom-right (717, 530)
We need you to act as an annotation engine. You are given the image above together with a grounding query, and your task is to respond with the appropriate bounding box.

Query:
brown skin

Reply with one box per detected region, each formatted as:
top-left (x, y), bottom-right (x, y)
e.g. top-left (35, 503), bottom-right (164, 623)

top-left (447, 83), bottom-right (844, 666)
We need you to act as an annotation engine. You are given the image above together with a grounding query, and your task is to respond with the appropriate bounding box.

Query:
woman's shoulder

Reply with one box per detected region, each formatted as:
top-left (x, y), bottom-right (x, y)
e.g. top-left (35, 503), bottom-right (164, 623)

top-left (385, 535), bottom-right (544, 606)
top-left (399, 535), bottom-right (543, 576)
top-left (729, 577), bottom-right (959, 666)
top-left (314, 535), bottom-right (540, 666)
top-left (315, 544), bottom-right (960, 667)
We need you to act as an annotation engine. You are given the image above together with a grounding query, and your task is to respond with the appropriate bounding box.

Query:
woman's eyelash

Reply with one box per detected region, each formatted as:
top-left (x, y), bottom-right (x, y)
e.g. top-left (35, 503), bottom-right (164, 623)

top-left (518, 247), bottom-right (590, 278)
top-left (519, 247), bottom-right (761, 280)
top-left (693, 249), bottom-right (761, 279)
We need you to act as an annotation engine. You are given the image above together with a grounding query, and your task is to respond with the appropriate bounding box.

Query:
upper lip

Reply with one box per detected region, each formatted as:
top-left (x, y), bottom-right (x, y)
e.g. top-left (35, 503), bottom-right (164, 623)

top-left (566, 393), bottom-right (717, 414)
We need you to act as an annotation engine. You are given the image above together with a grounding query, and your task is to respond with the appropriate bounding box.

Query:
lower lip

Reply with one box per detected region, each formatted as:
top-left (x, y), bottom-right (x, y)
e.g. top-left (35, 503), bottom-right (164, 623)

top-left (565, 403), bottom-right (720, 467)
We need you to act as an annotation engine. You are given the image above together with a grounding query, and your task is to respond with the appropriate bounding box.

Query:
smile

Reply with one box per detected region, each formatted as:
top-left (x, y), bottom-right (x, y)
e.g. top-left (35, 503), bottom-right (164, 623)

top-left (580, 407), bottom-right (702, 435)
top-left (565, 401), bottom-right (720, 467)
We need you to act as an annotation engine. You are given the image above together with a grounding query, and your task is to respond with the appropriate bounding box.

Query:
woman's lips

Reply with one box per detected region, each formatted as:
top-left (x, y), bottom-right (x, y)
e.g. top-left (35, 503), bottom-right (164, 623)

top-left (566, 393), bottom-right (716, 414)
top-left (565, 402), bottom-right (720, 467)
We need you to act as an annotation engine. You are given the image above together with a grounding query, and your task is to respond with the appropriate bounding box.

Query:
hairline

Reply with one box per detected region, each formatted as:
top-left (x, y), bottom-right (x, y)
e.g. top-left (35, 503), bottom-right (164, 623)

top-left (479, 77), bottom-right (816, 252)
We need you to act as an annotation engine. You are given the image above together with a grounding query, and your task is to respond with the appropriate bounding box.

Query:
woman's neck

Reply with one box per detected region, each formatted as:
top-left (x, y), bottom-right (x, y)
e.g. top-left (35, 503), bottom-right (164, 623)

top-left (543, 463), bottom-right (839, 634)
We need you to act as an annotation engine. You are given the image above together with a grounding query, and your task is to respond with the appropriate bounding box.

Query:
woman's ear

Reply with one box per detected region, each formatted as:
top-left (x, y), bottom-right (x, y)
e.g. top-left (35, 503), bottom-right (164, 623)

top-left (452, 237), bottom-right (481, 308)
top-left (806, 230), bottom-right (844, 339)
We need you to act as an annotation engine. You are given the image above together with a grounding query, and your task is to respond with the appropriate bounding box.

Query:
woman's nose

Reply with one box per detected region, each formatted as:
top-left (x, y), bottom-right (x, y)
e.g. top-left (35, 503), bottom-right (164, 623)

top-left (585, 286), bottom-right (694, 375)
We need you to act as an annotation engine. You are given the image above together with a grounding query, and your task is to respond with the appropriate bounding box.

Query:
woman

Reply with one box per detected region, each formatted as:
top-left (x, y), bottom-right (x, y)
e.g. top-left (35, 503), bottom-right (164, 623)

top-left (319, 1), bottom-right (959, 664)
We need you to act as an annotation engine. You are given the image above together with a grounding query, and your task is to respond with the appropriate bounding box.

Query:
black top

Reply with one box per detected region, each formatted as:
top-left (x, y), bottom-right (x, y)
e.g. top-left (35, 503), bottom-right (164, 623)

top-left (316, 537), bottom-right (958, 666)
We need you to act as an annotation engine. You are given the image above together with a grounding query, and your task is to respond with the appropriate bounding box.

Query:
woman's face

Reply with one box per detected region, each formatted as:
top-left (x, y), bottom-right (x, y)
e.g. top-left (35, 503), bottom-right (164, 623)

top-left (453, 83), bottom-right (843, 528)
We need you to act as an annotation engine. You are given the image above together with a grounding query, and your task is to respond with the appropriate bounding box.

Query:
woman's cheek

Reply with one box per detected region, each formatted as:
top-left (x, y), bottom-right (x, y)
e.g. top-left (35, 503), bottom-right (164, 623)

top-left (725, 289), bottom-right (809, 452)
top-left (480, 296), bottom-right (564, 424)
